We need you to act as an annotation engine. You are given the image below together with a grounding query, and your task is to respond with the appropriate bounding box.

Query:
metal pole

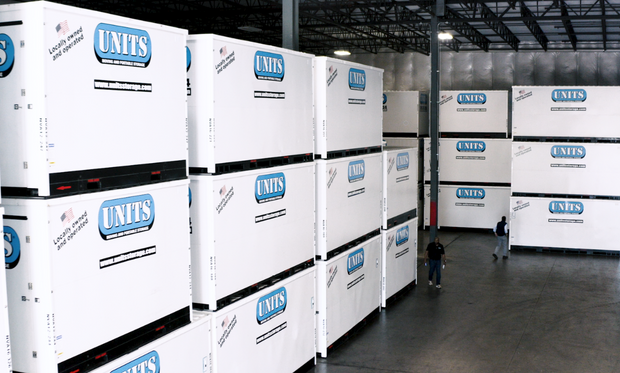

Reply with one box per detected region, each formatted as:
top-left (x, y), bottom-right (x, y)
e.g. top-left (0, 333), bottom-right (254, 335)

top-left (282, 0), bottom-right (299, 51)
top-left (429, 3), bottom-right (442, 241)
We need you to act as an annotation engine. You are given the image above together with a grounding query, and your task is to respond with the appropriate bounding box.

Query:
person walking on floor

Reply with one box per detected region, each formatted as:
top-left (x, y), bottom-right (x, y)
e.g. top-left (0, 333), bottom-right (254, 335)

top-left (424, 236), bottom-right (446, 289)
top-left (493, 216), bottom-right (508, 260)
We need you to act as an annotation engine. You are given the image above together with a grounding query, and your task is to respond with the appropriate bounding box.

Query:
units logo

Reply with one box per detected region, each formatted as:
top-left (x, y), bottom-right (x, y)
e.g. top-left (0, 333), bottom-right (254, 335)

top-left (348, 160), bottom-right (365, 183)
top-left (550, 145), bottom-right (586, 158)
top-left (94, 23), bottom-right (151, 67)
top-left (256, 287), bottom-right (287, 325)
top-left (347, 248), bottom-right (364, 275)
top-left (383, 93), bottom-right (387, 104)
top-left (457, 93), bottom-right (486, 104)
top-left (457, 141), bottom-right (486, 152)
top-left (456, 188), bottom-right (485, 199)
top-left (552, 89), bottom-right (587, 102)
top-left (396, 226), bottom-right (409, 246)
top-left (549, 201), bottom-right (584, 214)
top-left (3, 226), bottom-right (20, 269)
top-left (396, 152), bottom-right (409, 171)
top-left (255, 172), bottom-right (286, 203)
top-left (99, 194), bottom-right (155, 240)
top-left (0, 33), bottom-right (15, 78)
top-left (186, 46), bottom-right (191, 71)
top-left (349, 68), bottom-right (366, 91)
top-left (111, 350), bottom-right (159, 373)
top-left (254, 51), bottom-right (284, 81)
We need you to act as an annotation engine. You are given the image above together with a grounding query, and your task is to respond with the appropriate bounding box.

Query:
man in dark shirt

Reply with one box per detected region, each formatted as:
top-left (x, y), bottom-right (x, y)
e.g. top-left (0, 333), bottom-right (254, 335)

top-left (424, 236), bottom-right (446, 289)
top-left (493, 216), bottom-right (508, 260)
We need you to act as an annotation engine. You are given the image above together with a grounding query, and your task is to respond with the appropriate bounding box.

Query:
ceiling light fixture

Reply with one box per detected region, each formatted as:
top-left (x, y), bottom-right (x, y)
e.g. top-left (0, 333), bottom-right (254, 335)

top-left (438, 32), bottom-right (453, 40)
top-left (334, 50), bottom-right (351, 56)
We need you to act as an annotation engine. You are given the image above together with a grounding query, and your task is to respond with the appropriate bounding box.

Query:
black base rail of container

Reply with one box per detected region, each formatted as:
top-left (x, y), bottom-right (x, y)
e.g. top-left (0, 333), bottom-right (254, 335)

top-left (2, 160), bottom-right (187, 198)
top-left (386, 208), bottom-right (417, 229)
top-left (513, 136), bottom-right (620, 143)
top-left (511, 245), bottom-right (620, 256)
top-left (55, 307), bottom-right (190, 373)
top-left (424, 181), bottom-right (512, 187)
top-left (440, 132), bottom-right (509, 139)
top-left (512, 192), bottom-right (620, 200)
top-left (384, 279), bottom-right (416, 309)
top-left (294, 358), bottom-right (316, 373)
top-left (317, 146), bottom-right (382, 160)
top-left (193, 258), bottom-right (315, 311)
top-left (190, 153), bottom-right (314, 175)
top-left (382, 132), bottom-right (418, 138)
top-left (319, 306), bottom-right (380, 358)
top-left (323, 229), bottom-right (381, 261)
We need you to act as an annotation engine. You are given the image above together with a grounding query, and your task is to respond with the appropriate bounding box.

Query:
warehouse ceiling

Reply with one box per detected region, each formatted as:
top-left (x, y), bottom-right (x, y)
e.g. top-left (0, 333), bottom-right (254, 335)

top-left (8, 0), bottom-right (620, 55)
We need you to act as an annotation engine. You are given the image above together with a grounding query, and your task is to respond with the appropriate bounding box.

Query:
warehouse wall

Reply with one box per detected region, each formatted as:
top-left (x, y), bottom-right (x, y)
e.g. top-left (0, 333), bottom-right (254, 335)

top-left (340, 51), bottom-right (620, 90)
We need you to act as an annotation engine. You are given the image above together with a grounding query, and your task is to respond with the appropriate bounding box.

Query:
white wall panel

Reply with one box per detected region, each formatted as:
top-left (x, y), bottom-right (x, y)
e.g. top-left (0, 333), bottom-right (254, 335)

top-left (382, 91), bottom-right (428, 136)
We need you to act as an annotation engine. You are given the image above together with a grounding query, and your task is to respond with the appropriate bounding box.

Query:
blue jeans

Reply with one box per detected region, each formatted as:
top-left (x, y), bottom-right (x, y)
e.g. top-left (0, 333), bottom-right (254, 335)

top-left (494, 235), bottom-right (508, 257)
top-left (428, 259), bottom-right (442, 285)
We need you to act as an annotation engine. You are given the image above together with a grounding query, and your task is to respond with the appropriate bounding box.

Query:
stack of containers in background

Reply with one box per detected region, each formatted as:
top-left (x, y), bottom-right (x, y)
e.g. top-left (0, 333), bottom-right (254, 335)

top-left (424, 91), bottom-right (511, 229)
top-left (0, 2), bottom-right (195, 373)
top-left (381, 147), bottom-right (418, 308)
top-left (382, 91), bottom-right (428, 227)
top-left (314, 57), bottom-right (383, 357)
top-left (0, 207), bottom-right (13, 373)
top-left (510, 86), bottom-right (620, 253)
top-left (186, 35), bottom-right (316, 372)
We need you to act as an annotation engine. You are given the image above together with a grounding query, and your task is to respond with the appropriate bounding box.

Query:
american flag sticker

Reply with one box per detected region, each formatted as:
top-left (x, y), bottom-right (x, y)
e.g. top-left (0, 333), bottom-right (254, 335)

top-left (56, 20), bottom-right (69, 37)
top-left (441, 95), bottom-right (447, 99)
top-left (219, 185), bottom-right (227, 197)
top-left (60, 208), bottom-right (74, 226)
top-left (329, 266), bottom-right (334, 274)
top-left (220, 46), bottom-right (227, 58)
top-left (519, 90), bottom-right (525, 95)
top-left (519, 145), bottom-right (524, 150)
top-left (222, 315), bottom-right (229, 329)
top-left (329, 168), bottom-right (333, 176)
top-left (329, 65), bottom-right (334, 74)
top-left (517, 200), bottom-right (523, 205)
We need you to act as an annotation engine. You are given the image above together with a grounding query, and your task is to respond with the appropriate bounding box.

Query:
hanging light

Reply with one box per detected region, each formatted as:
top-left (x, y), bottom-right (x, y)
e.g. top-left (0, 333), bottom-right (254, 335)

top-left (438, 32), bottom-right (453, 40)
top-left (334, 50), bottom-right (351, 56)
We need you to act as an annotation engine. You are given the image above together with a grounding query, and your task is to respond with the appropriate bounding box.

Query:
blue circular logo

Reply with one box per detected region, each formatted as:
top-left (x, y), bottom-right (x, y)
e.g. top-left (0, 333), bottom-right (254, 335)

top-left (186, 46), bottom-right (191, 72)
top-left (0, 33), bottom-right (15, 78)
top-left (4, 226), bottom-right (21, 269)
top-left (383, 93), bottom-right (387, 104)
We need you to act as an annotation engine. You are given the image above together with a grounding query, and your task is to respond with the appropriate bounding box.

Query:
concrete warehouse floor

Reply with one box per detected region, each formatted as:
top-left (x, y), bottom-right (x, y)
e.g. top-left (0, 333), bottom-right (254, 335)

top-left (306, 229), bottom-right (620, 373)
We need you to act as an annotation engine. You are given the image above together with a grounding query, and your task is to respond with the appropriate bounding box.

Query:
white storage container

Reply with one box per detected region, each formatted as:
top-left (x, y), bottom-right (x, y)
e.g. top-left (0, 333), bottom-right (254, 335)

top-left (439, 90), bottom-right (508, 134)
top-left (316, 235), bottom-right (381, 357)
top-left (382, 91), bottom-right (429, 137)
top-left (316, 153), bottom-right (382, 260)
top-left (211, 267), bottom-right (315, 373)
top-left (424, 184), bottom-right (510, 229)
top-left (383, 137), bottom-right (424, 183)
top-left (0, 1), bottom-right (188, 198)
top-left (512, 141), bottom-right (620, 197)
top-left (91, 311), bottom-right (211, 373)
top-left (190, 163), bottom-right (315, 310)
top-left (382, 147), bottom-right (418, 229)
top-left (187, 34), bottom-right (314, 173)
top-left (2, 180), bottom-right (191, 373)
top-left (513, 86), bottom-right (620, 138)
top-left (0, 210), bottom-right (12, 373)
top-left (315, 57), bottom-right (383, 158)
top-left (509, 196), bottom-right (619, 252)
top-left (423, 138), bottom-right (512, 183)
top-left (381, 218), bottom-right (417, 308)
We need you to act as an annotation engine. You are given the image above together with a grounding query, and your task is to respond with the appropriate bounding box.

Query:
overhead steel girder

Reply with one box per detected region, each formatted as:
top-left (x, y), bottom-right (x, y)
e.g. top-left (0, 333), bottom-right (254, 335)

top-left (559, 0), bottom-right (578, 51)
top-left (520, 1), bottom-right (549, 51)
top-left (444, 8), bottom-right (491, 51)
top-left (475, 2), bottom-right (520, 51)
top-left (300, 0), bottom-right (427, 54)
top-left (601, 0), bottom-right (607, 50)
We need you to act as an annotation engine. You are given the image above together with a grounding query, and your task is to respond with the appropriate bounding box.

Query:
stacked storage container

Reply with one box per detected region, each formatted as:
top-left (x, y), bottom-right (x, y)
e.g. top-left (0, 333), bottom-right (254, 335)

top-left (0, 210), bottom-right (12, 373)
top-left (382, 91), bottom-right (428, 226)
top-left (0, 2), bottom-right (198, 372)
top-left (186, 35), bottom-right (316, 372)
top-left (314, 57), bottom-right (383, 357)
top-left (381, 147), bottom-right (418, 307)
top-left (424, 91), bottom-right (511, 229)
top-left (510, 86), bottom-right (620, 252)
